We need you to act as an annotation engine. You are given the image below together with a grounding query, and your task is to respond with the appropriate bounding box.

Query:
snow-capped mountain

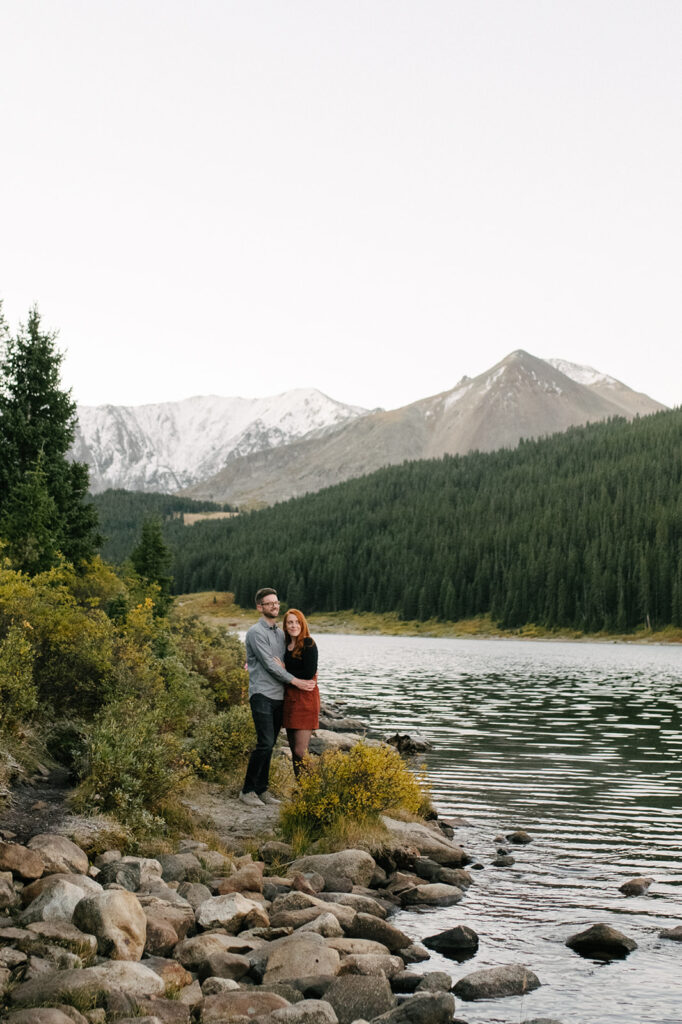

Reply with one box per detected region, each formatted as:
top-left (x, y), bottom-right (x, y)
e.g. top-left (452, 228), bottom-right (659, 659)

top-left (182, 351), bottom-right (667, 508)
top-left (72, 389), bottom-right (368, 494)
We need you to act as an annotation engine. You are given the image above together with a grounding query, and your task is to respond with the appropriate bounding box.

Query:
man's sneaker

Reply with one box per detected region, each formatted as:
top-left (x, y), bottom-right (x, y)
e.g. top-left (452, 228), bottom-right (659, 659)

top-left (238, 791), bottom-right (263, 808)
top-left (259, 791), bottom-right (281, 805)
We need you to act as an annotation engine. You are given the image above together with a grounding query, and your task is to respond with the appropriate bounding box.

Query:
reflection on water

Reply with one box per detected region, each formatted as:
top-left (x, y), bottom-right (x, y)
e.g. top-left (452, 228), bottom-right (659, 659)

top-left (318, 635), bottom-right (682, 1024)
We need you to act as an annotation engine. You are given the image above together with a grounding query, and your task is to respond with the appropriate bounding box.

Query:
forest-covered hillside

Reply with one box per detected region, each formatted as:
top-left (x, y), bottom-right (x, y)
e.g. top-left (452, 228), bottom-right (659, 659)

top-left (91, 490), bottom-right (232, 563)
top-left (102, 409), bottom-right (682, 633)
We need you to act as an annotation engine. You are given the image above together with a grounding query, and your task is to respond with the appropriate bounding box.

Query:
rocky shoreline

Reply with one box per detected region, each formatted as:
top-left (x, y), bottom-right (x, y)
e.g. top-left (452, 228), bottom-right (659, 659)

top-left (1, 705), bottom-right (677, 1024)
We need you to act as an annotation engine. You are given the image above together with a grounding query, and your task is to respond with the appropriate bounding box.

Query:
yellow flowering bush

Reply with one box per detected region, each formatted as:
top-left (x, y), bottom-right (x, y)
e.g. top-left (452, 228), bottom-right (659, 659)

top-left (280, 742), bottom-right (428, 842)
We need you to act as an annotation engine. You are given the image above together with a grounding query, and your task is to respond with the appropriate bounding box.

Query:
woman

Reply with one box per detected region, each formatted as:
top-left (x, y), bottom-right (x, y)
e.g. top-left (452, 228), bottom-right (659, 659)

top-left (282, 608), bottom-right (319, 778)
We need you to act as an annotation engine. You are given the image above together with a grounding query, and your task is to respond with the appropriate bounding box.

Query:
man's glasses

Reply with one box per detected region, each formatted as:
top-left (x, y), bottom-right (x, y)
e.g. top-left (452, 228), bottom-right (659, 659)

top-left (260, 600), bottom-right (279, 607)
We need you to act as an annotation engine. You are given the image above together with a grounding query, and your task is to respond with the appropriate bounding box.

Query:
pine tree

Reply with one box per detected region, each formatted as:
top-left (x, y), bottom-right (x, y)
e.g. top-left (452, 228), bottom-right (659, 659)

top-left (0, 303), bottom-right (100, 568)
top-left (130, 518), bottom-right (173, 613)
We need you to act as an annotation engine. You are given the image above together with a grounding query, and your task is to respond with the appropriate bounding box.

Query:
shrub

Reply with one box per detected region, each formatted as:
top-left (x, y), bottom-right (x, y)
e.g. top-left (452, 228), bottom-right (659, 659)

top-left (0, 623), bottom-right (37, 731)
top-left (172, 616), bottom-right (248, 707)
top-left (74, 698), bottom-right (198, 823)
top-left (192, 703), bottom-right (256, 777)
top-left (280, 742), bottom-right (428, 843)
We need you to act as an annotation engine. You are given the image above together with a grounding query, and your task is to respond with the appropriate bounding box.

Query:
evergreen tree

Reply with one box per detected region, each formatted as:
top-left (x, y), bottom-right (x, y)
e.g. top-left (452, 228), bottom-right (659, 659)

top-left (0, 453), bottom-right (58, 574)
top-left (0, 303), bottom-right (100, 568)
top-left (130, 518), bottom-right (174, 613)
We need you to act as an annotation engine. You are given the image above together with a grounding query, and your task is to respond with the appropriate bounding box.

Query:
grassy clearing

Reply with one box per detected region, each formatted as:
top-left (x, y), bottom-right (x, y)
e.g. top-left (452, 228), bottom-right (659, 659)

top-left (174, 592), bottom-right (682, 644)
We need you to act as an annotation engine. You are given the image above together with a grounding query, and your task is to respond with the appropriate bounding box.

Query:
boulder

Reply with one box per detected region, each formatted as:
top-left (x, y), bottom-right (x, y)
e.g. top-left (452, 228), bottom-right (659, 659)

top-left (259, 1000), bottom-right (340, 1024)
top-left (201, 976), bottom-right (240, 995)
top-left (141, 897), bottom-right (195, 943)
top-left (506, 830), bottom-right (532, 844)
top-left (199, 990), bottom-right (289, 1021)
top-left (454, 964), bottom-right (541, 1000)
top-left (22, 873), bottom-right (102, 906)
top-left (372, 991), bottom-right (456, 1024)
top-left (380, 819), bottom-right (470, 867)
top-left (0, 947), bottom-right (27, 969)
top-left (97, 860), bottom-right (140, 891)
top-left (299, 913), bottom-right (344, 938)
top-left (270, 892), bottom-right (356, 931)
top-left (326, 937), bottom-right (390, 956)
top-left (0, 870), bottom-right (20, 911)
top-left (308, 731), bottom-right (384, 755)
top-left (26, 835), bottom-right (89, 876)
top-left (4, 1011), bottom-right (87, 1024)
top-left (423, 924), bottom-right (479, 959)
top-left (415, 971), bottom-right (452, 992)
top-left (566, 923), bottom-right (637, 960)
top-left (261, 841), bottom-right (295, 864)
top-left (10, 961), bottom-right (165, 1005)
top-left (195, 891), bottom-right (268, 932)
top-left (19, 880), bottom-right (86, 925)
top-left (174, 931), bottom-right (263, 969)
top-left (337, 953), bottom-right (404, 978)
top-left (157, 853), bottom-right (203, 883)
top-left (264, 934), bottom-right (341, 984)
top-left (94, 849), bottom-right (122, 867)
top-left (289, 851), bottom-right (376, 889)
top-left (323, 974), bottom-right (395, 1024)
top-left (492, 855), bottom-right (515, 867)
top-left (177, 882), bottom-right (213, 909)
top-left (216, 861), bottom-right (264, 894)
top-left (659, 925), bottom-right (682, 941)
top-left (314, 892), bottom-right (387, 918)
top-left (144, 910), bottom-right (179, 957)
top-left (0, 840), bottom-right (45, 881)
top-left (142, 955), bottom-right (193, 989)
top-left (25, 920), bottom-right (98, 959)
top-left (619, 876), bottom-right (654, 896)
top-left (72, 889), bottom-right (147, 960)
top-left (346, 913), bottom-right (412, 953)
top-left (400, 883), bottom-right (463, 907)
top-left (120, 856), bottom-right (163, 887)
top-left (196, 950), bottom-right (251, 982)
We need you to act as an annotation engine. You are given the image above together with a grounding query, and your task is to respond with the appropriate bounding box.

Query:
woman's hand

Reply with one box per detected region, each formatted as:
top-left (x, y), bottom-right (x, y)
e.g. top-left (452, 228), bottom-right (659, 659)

top-left (292, 678), bottom-right (316, 692)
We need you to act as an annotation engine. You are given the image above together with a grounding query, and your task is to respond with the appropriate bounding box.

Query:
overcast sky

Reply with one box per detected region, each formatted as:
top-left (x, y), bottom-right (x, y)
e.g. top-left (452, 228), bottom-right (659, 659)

top-left (1, 1), bottom-right (680, 412)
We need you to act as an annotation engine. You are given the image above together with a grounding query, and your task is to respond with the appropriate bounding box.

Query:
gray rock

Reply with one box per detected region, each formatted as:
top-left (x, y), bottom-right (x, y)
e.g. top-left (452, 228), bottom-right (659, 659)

top-left (94, 849), bottom-right (122, 867)
top-left (415, 971), bottom-right (452, 992)
top-left (323, 974), bottom-right (396, 1024)
top-left (157, 853), bottom-right (203, 883)
top-left (176, 881), bottom-right (213, 909)
top-left (10, 961), bottom-right (165, 1005)
top-left (0, 840), bottom-right (45, 881)
top-left (423, 924), bottom-right (479, 959)
top-left (337, 953), bottom-right (404, 978)
top-left (19, 879), bottom-right (86, 925)
top-left (196, 950), bottom-right (251, 981)
top-left (453, 964), bottom-right (541, 1001)
top-left (314, 892), bottom-right (387, 918)
top-left (566, 923), bottom-right (637, 960)
top-left (120, 856), bottom-right (163, 887)
top-left (263, 934), bottom-right (341, 984)
top-left (289, 851), bottom-right (377, 888)
top-left (346, 913), bottom-right (412, 952)
top-left (400, 883), bottom-right (463, 907)
top-left (299, 912), bottom-right (345, 938)
top-left (174, 930), bottom-right (263, 969)
top-left (0, 870), bottom-right (20, 911)
top-left (26, 835), bottom-right (89, 876)
top-left (380, 818), bottom-right (470, 867)
top-left (390, 971), bottom-right (422, 993)
top-left (506, 830), bottom-right (532, 844)
top-left (97, 860), bottom-right (140, 891)
top-left (4, 1011), bottom-right (87, 1024)
top-left (201, 976), bottom-right (241, 994)
top-left (659, 925), bottom-right (682, 941)
top-left (72, 889), bottom-right (147, 960)
top-left (195, 891), bottom-right (268, 932)
top-left (619, 876), bottom-right (654, 896)
top-left (26, 920), bottom-right (98, 960)
top-left (261, 840), bottom-right (295, 864)
top-left (261, 999), bottom-right (340, 1024)
top-left (199, 990), bottom-right (289, 1021)
top-left (492, 855), bottom-right (515, 867)
top-left (372, 991), bottom-right (456, 1024)
top-left (21, 873), bottom-right (102, 906)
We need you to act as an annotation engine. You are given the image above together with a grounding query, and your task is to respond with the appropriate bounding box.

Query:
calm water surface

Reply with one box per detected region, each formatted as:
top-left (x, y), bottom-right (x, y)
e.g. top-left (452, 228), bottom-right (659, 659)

top-left (317, 635), bottom-right (682, 1024)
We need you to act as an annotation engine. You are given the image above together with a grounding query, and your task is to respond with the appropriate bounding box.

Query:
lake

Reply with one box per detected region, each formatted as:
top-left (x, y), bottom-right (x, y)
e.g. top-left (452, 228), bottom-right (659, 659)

top-left (316, 634), bottom-right (682, 1024)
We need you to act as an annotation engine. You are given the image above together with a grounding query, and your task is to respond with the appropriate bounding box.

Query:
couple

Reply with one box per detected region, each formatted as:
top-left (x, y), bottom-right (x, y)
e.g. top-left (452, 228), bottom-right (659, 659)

top-left (238, 587), bottom-right (319, 808)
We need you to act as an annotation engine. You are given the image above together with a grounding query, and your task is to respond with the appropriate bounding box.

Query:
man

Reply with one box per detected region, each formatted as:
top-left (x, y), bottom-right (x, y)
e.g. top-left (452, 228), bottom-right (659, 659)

top-left (239, 587), bottom-right (314, 807)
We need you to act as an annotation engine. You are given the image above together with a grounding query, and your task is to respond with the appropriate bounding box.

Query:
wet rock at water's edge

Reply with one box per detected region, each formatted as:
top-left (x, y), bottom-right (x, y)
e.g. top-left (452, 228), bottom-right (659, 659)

top-left (565, 923), bottom-right (637, 960)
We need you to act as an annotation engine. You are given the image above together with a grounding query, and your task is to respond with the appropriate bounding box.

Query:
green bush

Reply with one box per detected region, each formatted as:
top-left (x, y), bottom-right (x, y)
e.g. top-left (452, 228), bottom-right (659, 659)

top-left (172, 616), bottom-right (248, 708)
top-left (0, 623), bottom-right (37, 732)
top-left (192, 703), bottom-right (256, 777)
top-left (280, 742), bottom-right (428, 843)
top-left (75, 698), bottom-right (198, 823)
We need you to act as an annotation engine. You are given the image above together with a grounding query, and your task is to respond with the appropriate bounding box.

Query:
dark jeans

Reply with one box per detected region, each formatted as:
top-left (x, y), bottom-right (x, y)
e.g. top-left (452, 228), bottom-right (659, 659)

top-left (242, 693), bottom-right (284, 795)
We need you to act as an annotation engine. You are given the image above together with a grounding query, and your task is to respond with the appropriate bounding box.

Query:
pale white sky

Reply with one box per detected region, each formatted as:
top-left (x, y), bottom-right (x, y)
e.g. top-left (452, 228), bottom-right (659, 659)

top-left (1, 1), bottom-right (680, 411)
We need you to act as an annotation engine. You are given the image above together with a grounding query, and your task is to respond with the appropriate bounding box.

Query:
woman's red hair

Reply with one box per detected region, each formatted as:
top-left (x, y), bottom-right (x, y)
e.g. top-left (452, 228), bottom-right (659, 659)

top-left (283, 608), bottom-right (311, 659)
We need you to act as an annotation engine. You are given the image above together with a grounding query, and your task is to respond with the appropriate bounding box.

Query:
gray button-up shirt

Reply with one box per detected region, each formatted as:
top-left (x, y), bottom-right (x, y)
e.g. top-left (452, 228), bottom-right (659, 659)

top-left (245, 617), bottom-right (295, 700)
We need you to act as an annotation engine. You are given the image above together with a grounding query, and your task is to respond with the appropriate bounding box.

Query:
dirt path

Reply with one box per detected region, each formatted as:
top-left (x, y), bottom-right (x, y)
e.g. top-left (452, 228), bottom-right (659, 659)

top-left (0, 767), bottom-right (73, 843)
top-left (181, 781), bottom-right (281, 848)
